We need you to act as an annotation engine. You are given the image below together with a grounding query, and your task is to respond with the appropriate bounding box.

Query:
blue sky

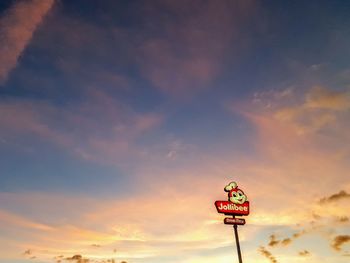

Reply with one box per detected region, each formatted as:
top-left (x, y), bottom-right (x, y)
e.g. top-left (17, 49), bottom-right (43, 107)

top-left (0, 1), bottom-right (350, 263)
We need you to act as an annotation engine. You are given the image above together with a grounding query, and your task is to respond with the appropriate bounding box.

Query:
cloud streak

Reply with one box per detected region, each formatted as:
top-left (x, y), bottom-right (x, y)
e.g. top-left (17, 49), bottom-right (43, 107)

top-left (0, 0), bottom-right (54, 84)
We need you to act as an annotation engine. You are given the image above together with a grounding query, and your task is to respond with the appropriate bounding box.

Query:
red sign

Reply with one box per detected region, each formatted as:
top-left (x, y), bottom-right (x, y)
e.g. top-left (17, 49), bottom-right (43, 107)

top-left (224, 217), bottom-right (246, 225)
top-left (214, 181), bottom-right (250, 216)
top-left (215, 201), bottom-right (249, 215)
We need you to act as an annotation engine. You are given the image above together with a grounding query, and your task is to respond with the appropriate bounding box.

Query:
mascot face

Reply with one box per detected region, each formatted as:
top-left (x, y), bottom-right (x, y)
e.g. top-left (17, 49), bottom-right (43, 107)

top-left (229, 188), bottom-right (247, 204)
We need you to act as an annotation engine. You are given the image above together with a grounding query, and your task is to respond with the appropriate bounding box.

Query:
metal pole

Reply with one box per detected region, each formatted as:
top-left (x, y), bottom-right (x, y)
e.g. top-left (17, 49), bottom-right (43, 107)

top-left (233, 224), bottom-right (243, 263)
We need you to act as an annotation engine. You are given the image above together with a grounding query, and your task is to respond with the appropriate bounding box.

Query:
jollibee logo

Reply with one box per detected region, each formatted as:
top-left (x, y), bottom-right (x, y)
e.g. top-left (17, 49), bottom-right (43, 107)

top-left (224, 182), bottom-right (247, 204)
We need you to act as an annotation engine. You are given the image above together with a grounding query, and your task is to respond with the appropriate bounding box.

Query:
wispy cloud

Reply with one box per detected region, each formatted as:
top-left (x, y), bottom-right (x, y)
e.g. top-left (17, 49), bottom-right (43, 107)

top-left (273, 86), bottom-right (350, 135)
top-left (305, 86), bottom-right (350, 110)
top-left (0, 91), bottom-right (163, 166)
top-left (0, 209), bottom-right (53, 231)
top-left (229, 86), bottom-right (350, 197)
top-left (0, 0), bottom-right (54, 84)
top-left (137, 0), bottom-right (258, 96)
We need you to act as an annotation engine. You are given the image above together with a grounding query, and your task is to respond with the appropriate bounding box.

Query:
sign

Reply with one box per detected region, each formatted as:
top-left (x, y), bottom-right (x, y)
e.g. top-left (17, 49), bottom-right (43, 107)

top-left (215, 181), bottom-right (250, 216)
top-left (214, 181), bottom-right (249, 263)
top-left (215, 201), bottom-right (249, 215)
top-left (224, 217), bottom-right (246, 225)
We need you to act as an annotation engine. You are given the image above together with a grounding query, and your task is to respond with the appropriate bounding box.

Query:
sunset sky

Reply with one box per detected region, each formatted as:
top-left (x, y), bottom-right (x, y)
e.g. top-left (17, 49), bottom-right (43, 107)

top-left (0, 0), bottom-right (350, 263)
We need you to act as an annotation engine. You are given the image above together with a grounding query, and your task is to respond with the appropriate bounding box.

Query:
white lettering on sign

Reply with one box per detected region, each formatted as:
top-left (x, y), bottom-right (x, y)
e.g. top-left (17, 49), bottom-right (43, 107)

top-left (218, 203), bottom-right (248, 211)
top-left (214, 200), bottom-right (249, 215)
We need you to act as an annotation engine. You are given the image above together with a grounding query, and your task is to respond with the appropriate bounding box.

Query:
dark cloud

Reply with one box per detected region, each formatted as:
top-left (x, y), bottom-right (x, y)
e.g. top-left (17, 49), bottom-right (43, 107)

top-left (332, 235), bottom-right (350, 251)
top-left (298, 250), bottom-right (310, 256)
top-left (292, 229), bottom-right (307, 239)
top-left (57, 254), bottom-right (120, 263)
top-left (319, 190), bottom-right (350, 204)
top-left (259, 246), bottom-right (278, 263)
top-left (268, 235), bottom-right (280, 247)
top-left (337, 216), bottom-right (349, 223)
top-left (266, 229), bottom-right (306, 249)
top-left (23, 249), bottom-right (32, 255)
top-left (65, 255), bottom-right (89, 263)
top-left (281, 238), bottom-right (292, 246)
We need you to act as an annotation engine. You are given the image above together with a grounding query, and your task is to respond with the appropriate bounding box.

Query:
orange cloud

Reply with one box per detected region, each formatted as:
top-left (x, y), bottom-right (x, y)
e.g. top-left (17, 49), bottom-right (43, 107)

top-left (272, 86), bottom-right (350, 135)
top-left (0, 0), bottom-right (54, 83)
top-left (305, 86), bottom-right (350, 110)
top-left (231, 86), bottom-right (350, 199)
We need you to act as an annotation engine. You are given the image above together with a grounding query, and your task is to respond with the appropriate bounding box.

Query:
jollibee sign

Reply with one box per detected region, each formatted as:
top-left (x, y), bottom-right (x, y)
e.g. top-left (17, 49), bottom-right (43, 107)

top-left (215, 181), bottom-right (250, 217)
top-left (214, 181), bottom-right (249, 263)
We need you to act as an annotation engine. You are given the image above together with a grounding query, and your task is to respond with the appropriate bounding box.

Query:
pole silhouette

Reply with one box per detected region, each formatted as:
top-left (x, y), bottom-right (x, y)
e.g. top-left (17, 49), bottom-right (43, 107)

top-left (233, 224), bottom-right (243, 263)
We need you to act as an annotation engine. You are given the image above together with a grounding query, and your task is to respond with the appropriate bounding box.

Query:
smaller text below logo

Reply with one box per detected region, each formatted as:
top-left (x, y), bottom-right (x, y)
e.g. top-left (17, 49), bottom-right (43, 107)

top-left (224, 217), bottom-right (246, 225)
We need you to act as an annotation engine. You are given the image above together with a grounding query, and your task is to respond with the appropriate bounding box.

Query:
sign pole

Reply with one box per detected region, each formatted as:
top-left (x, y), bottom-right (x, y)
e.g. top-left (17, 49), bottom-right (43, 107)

top-left (233, 224), bottom-right (243, 263)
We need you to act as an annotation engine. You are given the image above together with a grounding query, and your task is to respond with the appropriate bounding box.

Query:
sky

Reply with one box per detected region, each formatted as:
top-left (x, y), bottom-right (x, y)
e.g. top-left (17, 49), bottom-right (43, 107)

top-left (0, 0), bottom-right (350, 262)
